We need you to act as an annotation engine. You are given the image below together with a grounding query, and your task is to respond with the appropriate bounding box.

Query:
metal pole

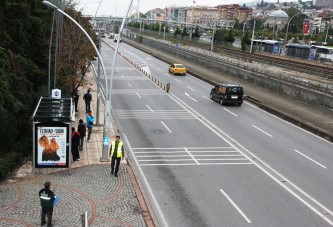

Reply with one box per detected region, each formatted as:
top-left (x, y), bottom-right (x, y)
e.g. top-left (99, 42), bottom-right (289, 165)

top-left (101, 0), bottom-right (135, 162)
top-left (163, 26), bottom-right (166, 39)
top-left (325, 22), bottom-right (330, 43)
top-left (250, 20), bottom-right (256, 53)
top-left (210, 27), bottom-right (215, 51)
top-left (48, 11), bottom-right (55, 96)
top-left (96, 30), bottom-right (101, 125)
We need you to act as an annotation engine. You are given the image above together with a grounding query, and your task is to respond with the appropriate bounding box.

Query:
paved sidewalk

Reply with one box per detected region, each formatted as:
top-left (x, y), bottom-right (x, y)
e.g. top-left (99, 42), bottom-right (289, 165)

top-left (0, 72), bottom-right (154, 226)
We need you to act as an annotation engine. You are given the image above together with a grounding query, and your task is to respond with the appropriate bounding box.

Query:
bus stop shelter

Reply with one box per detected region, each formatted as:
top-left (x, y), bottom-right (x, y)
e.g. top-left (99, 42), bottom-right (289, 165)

top-left (32, 97), bottom-right (74, 174)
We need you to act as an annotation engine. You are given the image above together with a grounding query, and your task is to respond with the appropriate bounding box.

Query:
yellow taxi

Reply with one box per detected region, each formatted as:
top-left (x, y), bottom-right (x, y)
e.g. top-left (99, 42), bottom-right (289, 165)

top-left (168, 63), bottom-right (186, 76)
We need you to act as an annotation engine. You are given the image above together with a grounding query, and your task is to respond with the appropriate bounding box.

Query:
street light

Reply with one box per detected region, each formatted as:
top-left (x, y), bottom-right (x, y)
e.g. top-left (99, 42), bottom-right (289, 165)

top-left (101, 0), bottom-right (134, 161)
top-left (42, 1), bottom-right (110, 160)
top-left (250, 20), bottom-right (256, 53)
top-left (285, 11), bottom-right (302, 43)
top-left (94, 0), bottom-right (104, 126)
top-left (242, 15), bottom-right (252, 36)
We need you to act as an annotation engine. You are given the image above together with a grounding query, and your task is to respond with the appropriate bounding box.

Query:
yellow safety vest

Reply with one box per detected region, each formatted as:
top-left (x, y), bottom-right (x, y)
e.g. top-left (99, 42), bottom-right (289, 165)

top-left (110, 141), bottom-right (123, 158)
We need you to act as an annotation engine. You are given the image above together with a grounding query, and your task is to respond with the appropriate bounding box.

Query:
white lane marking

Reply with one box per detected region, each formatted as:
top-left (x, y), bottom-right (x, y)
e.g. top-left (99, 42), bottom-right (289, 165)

top-left (136, 92), bottom-right (141, 99)
top-left (133, 147), bottom-right (233, 149)
top-left (203, 96), bottom-right (214, 102)
top-left (220, 189), bottom-right (252, 223)
top-left (169, 93), bottom-right (333, 225)
top-left (175, 79), bottom-right (182, 83)
top-left (150, 63), bottom-right (155, 67)
top-left (135, 151), bottom-right (238, 154)
top-left (141, 163), bottom-right (252, 166)
top-left (185, 92), bottom-right (198, 102)
top-left (156, 68), bottom-right (161, 71)
top-left (122, 134), bottom-right (169, 227)
top-left (127, 82), bottom-right (132, 88)
top-left (121, 75), bottom-right (125, 79)
top-left (252, 125), bottom-right (273, 138)
top-left (187, 86), bottom-right (195, 91)
top-left (184, 147), bottom-right (200, 165)
top-left (164, 73), bottom-right (171, 77)
top-left (161, 121), bottom-right (172, 133)
top-left (294, 149), bottom-right (327, 169)
top-left (137, 154), bottom-right (243, 158)
top-left (146, 104), bottom-right (154, 112)
top-left (223, 108), bottom-right (238, 117)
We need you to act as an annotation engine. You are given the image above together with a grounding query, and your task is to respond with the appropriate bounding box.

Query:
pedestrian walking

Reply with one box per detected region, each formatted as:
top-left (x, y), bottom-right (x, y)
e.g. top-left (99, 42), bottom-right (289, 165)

top-left (71, 127), bottom-right (80, 161)
top-left (77, 119), bottom-right (86, 150)
top-left (73, 88), bottom-right (80, 112)
top-left (39, 181), bottom-right (55, 227)
top-left (86, 111), bottom-right (94, 143)
top-left (83, 89), bottom-right (92, 113)
top-left (109, 135), bottom-right (124, 177)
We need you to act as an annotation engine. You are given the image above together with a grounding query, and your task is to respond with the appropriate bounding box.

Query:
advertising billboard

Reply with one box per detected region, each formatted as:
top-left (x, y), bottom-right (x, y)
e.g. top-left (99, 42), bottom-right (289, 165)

top-left (35, 122), bottom-right (69, 168)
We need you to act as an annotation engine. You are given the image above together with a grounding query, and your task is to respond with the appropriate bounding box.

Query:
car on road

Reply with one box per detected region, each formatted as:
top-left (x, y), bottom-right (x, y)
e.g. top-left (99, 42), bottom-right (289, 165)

top-left (168, 63), bottom-right (186, 75)
top-left (210, 83), bottom-right (243, 106)
top-left (114, 34), bottom-right (122, 42)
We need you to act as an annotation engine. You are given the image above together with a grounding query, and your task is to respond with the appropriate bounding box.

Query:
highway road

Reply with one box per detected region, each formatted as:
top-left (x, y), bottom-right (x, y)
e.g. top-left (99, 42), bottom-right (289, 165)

top-left (93, 37), bottom-right (333, 227)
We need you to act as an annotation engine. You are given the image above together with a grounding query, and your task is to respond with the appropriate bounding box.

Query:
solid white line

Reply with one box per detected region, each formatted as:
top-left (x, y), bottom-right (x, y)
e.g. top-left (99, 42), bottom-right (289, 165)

top-left (138, 159), bottom-right (194, 162)
top-left (121, 75), bottom-right (125, 79)
top-left (220, 189), bottom-right (252, 224)
top-left (135, 92), bottom-right (142, 99)
top-left (169, 93), bottom-right (333, 225)
top-left (150, 63), bottom-right (155, 67)
top-left (134, 151), bottom-right (238, 154)
top-left (122, 134), bottom-right (169, 227)
top-left (187, 86), bottom-right (196, 91)
top-left (193, 154), bottom-right (243, 157)
top-left (133, 147), bottom-right (234, 150)
top-left (146, 104), bottom-right (154, 112)
top-left (161, 121), bottom-right (172, 133)
top-left (203, 96), bottom-right (214, 102)
top-left (184, 147), bottom-right (200, 165)
top-left (127, 82), bottom-right (132, 88)
top-left (252, 125), bottom-right (273, 137)
top-left (223, 108), bottom-right (238, 117)
top-left (157, 68), bottom-right (161, 71)
top-left (137, 155), bottom-right (191, 158)
top-left (164, 73), bottom-right (171, 77)
top-left (175, 79), bottom-right (182, 83)
top-left (140, 163), bottom-right (252, 166)
top-left (294, 149), bottom-right (327, 169)
top-left (197, 158), bottom-right (248, 161)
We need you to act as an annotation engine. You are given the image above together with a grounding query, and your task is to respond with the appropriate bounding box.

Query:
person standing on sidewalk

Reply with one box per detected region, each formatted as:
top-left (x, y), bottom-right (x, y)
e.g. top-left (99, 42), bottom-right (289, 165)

top-left (83, 89), bottom-right (92, 113)
top-left (39, 181), bottom-right (55, 227)
top-left (109, 135), bottom-right (124, 177)
top-left (71, 127), bottom-right (80, 161)
top-left (86, 111), bottom-right (94, 143)
top-left (77, 119), bottom-right (86, 150)
top-left (73, 88), bottom-right (80, 112)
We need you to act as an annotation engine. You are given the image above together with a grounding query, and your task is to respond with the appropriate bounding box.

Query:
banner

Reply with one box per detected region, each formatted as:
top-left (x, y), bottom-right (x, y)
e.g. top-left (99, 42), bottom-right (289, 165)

top-left (35, 123), bottom-right (69, 168)
top-left (303, 20), bottom-right (310, 35)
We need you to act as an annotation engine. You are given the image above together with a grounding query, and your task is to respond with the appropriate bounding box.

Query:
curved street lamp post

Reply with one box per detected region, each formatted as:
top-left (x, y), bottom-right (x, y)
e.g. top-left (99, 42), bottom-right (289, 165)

top-left (42, 0), bottom-right (111, 161)
top-left (285, 11), bottom-right (302, 43)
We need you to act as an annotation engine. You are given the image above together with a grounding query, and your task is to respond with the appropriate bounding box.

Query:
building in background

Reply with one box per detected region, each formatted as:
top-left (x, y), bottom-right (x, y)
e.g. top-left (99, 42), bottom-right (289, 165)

top-left (313, 0), bottom-right (333, 8)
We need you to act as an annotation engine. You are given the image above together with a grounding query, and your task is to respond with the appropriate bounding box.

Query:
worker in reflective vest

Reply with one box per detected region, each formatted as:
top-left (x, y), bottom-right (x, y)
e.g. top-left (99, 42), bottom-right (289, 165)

top-left (109, 135), bottom-right (124, 177)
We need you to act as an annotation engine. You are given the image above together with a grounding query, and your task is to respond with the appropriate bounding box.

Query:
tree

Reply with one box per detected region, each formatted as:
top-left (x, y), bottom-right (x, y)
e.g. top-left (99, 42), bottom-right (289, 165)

top-left (192, 26), bottom-right (200, 38)
top-left (225, 29), bottom-right (235, 43)
top-left (57, 6), bottom-right (97, 96)
top-left (241, 31), bottom-right (251, 50)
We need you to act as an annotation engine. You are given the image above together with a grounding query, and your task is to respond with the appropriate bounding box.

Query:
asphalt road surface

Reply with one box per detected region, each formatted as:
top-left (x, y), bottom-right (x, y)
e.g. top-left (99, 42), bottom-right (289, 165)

top-left (92, 38), bottom-right (333, 227)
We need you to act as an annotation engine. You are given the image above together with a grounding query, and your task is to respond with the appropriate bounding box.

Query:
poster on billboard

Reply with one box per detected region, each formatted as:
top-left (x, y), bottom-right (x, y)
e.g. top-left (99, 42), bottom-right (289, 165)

top-left (35, 122), bottom-right (69, 168)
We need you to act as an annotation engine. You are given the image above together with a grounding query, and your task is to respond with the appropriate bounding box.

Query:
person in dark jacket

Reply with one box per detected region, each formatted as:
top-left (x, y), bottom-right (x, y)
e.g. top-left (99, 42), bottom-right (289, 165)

top-left (71, 127), bottom-right (80, 161)
top-left (73, 88), bottom-right (80, 112)
top-left (39, 181), bottom-right (55, 226)
top-left (77, 119), bottom-right (86, 150)
top-left (83, 89), bottom-right (92, 113)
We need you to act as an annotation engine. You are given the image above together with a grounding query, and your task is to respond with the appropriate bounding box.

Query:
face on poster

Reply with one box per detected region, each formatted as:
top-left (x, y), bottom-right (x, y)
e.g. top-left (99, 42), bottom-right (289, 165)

top-left (37, 126), bottom-right (68, 167)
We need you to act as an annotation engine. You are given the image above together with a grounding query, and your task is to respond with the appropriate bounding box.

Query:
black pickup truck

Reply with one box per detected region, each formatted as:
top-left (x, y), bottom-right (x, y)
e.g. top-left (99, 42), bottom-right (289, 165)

top-left (210, 83), bottom-right (243, 106)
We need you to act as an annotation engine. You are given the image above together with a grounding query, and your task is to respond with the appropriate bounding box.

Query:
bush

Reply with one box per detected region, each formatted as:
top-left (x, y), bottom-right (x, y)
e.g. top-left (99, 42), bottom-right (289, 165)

top-left (0, 152), bottom-right (25, 180)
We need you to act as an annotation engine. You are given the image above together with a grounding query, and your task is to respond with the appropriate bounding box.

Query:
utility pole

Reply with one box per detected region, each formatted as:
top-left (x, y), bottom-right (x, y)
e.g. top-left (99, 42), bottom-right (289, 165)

top-left (250, 20), bottom-right (256, 53)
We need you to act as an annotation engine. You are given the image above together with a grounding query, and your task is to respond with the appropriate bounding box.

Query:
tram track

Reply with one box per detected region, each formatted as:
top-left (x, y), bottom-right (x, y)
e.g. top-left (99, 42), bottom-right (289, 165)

top-left (140, 31), bottom-right (333, 78)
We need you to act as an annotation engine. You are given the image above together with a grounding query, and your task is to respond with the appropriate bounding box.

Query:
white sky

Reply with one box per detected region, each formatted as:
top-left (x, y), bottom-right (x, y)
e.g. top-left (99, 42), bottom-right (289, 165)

top-left (74, 0), bottom-right (277, 17)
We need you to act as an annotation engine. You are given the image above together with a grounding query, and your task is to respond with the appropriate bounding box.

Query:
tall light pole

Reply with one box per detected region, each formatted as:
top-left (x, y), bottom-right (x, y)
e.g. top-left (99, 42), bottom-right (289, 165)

top-left (242, 15), bottom-right (252, 36)
top-left (250, 20), bottom-right (256, 53)
top-left (42, 1), bottom-right (110, 158)
top-left (325, 19), bottom-right (332, 43)
top-left (285, 11), bottom-right (302, 43)
top-left (94, 0), bottom-right (104, 126)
